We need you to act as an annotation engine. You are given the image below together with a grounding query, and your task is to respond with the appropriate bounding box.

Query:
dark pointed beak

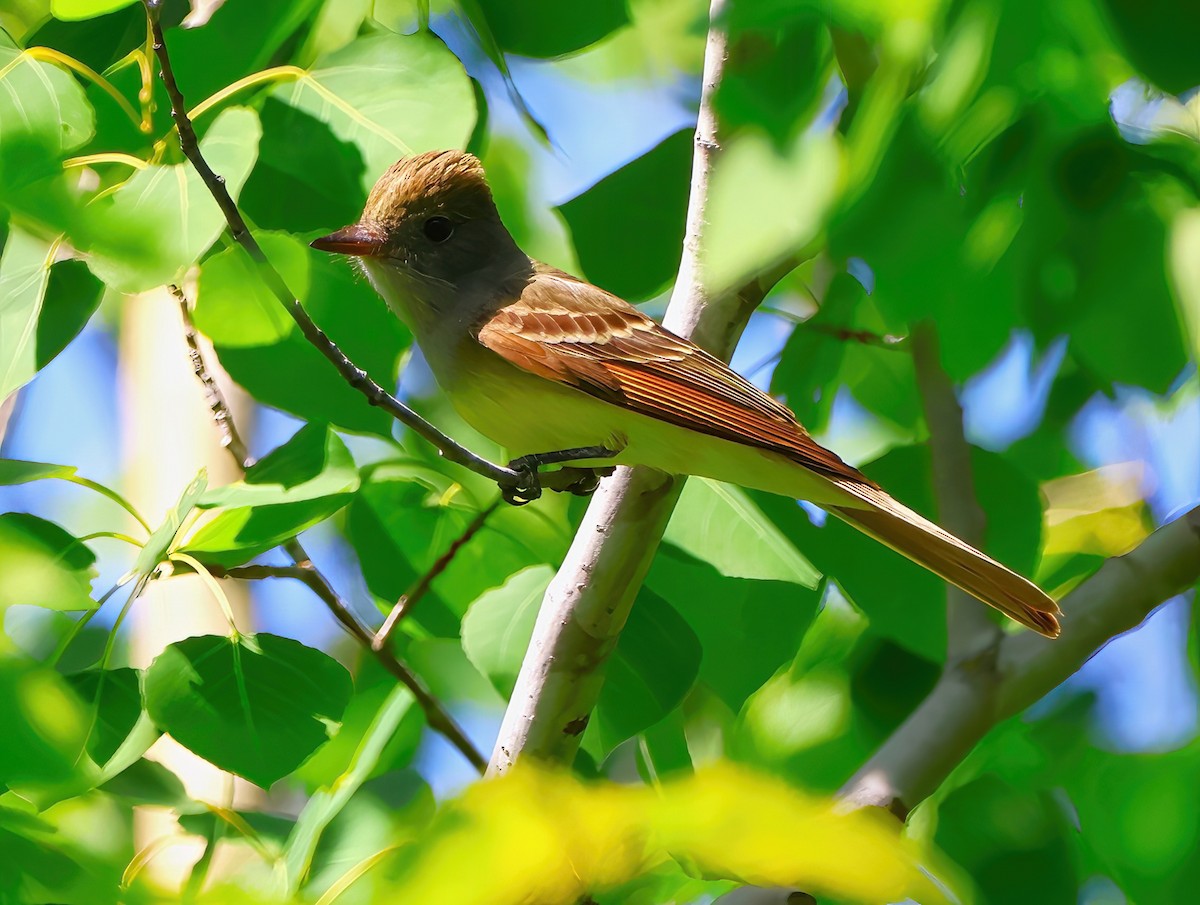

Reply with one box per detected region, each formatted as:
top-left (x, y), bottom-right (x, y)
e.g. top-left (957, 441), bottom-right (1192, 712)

top-left (310, 223), bottom-right (386, 256)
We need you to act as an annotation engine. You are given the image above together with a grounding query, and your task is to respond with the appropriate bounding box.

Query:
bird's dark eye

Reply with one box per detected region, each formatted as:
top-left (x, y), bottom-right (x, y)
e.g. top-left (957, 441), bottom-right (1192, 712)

top-left (423, 216), bottom-right (454, 243)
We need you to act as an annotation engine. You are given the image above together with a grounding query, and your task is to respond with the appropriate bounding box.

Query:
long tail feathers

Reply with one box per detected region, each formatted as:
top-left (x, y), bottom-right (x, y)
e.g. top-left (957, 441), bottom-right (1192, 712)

top-left (829, 483), bottom-right (1061, 639)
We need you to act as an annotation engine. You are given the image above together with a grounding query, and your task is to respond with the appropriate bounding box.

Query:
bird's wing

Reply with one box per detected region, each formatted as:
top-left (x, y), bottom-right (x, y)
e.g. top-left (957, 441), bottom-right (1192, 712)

top-left (475, 265), bottom-right (873, 485)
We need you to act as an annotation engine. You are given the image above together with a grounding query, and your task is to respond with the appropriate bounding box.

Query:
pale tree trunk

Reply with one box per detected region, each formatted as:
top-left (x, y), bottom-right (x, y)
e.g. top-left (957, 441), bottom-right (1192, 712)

top-left (118, 287), bottom-right (261, 888)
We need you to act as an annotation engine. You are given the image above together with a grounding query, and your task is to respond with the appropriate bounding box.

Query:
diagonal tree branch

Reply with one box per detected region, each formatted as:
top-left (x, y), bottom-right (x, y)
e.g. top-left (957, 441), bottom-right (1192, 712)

top-left (143, 0), bottom-right (525, 494)
top-left (176, 287), bottom-right (487, 772)
top-left (488, 0), bottom-right (793, 772)
top-left (842, 504), bottom-right (1200, 814)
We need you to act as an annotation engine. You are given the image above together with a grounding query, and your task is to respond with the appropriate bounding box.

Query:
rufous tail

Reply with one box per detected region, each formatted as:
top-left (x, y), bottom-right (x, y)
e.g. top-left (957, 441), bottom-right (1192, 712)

top-left (828, 483), bottom-right (1061, 639)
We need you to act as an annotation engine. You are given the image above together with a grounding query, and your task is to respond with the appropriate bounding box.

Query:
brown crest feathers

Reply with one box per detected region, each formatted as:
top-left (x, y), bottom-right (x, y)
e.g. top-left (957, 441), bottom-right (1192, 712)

top-left (363, 149), bottom-right (498, 227)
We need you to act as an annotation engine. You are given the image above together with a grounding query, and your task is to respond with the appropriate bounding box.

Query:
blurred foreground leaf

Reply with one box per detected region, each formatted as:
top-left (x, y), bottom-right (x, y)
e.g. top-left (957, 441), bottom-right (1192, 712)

top-left (0, 513), bottom-right (96, 612)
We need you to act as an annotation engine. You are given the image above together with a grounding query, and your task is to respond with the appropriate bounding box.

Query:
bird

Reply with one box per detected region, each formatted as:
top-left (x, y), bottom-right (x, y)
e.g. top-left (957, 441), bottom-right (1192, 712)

top-left (310, 149), bottom-right (1061, 638)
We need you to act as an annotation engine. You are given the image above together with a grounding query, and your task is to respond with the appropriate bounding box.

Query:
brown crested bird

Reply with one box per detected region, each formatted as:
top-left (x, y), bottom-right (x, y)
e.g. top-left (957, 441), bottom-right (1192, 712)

top-left (311, 150), bottom-right (1061, 638)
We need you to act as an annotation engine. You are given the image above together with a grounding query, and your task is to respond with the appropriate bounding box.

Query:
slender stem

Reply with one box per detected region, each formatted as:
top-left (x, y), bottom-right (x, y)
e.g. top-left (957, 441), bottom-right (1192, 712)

top-left (372, 499), bottom-right (500, 651)
top-left (141, 0), bottom-right (523, 491)
top-left (173, 288), bottom-right (487, 772)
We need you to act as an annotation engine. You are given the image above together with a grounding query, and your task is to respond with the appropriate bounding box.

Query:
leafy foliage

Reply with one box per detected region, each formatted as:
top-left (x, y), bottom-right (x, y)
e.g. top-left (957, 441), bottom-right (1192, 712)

top-left (0, 0), bottom-right (1197, 902)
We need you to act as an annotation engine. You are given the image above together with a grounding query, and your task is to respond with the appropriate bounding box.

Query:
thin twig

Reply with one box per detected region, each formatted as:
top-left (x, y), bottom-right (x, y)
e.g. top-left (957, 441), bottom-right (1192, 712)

top-left (372, 499), bottom-right (501, 651)
top-left (174, 288), bottom-right (487, 772)
top-left (143, 0), bottom-right (523, 493)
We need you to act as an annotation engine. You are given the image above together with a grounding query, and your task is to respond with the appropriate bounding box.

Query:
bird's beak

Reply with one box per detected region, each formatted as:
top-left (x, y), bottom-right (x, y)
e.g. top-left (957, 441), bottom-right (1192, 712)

top-left (310, 223), bottom-right (386, 257)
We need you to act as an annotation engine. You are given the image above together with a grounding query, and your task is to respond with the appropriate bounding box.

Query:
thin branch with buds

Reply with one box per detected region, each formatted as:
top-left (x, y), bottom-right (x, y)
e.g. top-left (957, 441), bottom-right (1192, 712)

top-left (175, 288), bottom-right (487, 773)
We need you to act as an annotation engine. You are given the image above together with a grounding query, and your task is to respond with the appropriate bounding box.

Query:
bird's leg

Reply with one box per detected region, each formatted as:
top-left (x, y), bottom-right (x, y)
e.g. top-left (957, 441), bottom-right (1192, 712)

top-left (502, 445), bottom-right (619, 506)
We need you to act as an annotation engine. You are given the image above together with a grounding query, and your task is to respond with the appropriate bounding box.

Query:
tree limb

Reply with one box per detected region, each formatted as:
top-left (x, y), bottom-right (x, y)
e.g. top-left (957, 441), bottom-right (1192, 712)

top-left (175, 287), bottom-right (487, 773)
top-left (143, 0), bottom-right (526, 494)
top-left (842, 504), bottom-right (1200, 813)
top-left (911, 323), bottom-right (1001, 659)
top-left (489, 0), bottom-right (774, 773)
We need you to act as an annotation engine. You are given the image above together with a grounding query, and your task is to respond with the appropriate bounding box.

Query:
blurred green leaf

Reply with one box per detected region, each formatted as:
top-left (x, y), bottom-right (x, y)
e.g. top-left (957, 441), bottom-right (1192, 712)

top-left (50, 0), bottom-right (136, 18)
top-left (707, 129), bottom-right (841, 294)
top-left (271, 31), bottom-right (476, 194)
top-left (558, 130), bottom-right (693, 301)
top-left (0, 657), bottom-right (100, 792)
top-left (194, 231), bottom-right (305, 346)
top-left (462, 565), bottom-right (555, 698)
top-left (463, 0), bottom-right (628, 58)
top-left (665, 477), bottom-right (820, 586)
top-left (0, 31), bottom-right (95, 189)
top-left (1100, 0), bottom-right (1200, 94)
top-left (0, 512), bottom-right (96, 612)
top-left (85, 106), bottom-right (261, 293)
top-left (185, 424), bottom-right (358, 565)
top-left (144, 632), bottom-right (353, 788)
top-left (0, 227), bottom-right (55, 401)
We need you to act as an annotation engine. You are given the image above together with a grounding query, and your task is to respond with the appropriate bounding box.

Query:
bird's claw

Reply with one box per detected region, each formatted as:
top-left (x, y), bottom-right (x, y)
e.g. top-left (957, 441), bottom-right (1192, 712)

top-left (501, 457), bottom-right (543, 507)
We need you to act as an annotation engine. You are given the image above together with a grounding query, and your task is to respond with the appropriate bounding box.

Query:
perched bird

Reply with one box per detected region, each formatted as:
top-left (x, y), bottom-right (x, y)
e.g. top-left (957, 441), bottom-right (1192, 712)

top-left (312, 150), bottom-right (1061, 638)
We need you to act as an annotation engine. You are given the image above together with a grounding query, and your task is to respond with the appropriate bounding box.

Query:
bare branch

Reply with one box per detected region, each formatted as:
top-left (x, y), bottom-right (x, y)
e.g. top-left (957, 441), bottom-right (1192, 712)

top-left (911, 323), bottom-right (1001, 658)
top-left (372, 499), bottom-right (500, 651)
top-left (842, 504), bottom-right (1200, 813)
top-left (174, 288), bottom-right (487, 772)
top-left (489, 0), bottom-right (787, 773)
top-left (142, 0), bottom-right (525, 493)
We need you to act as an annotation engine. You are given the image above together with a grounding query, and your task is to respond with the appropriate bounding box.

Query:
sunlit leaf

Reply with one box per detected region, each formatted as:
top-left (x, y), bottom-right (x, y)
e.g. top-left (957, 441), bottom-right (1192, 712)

top-left (194, 231), bottom-right (305, 346)
top-left (0, 513), bottom-right (96, 612)
top-left (462, 565), bottom-right (555, 698)
top-left (0, 228), bottom-right (56, 401)
top-left (50, 0), bottom-right (137, 18)
top-left (134, 470), bottom-right (207, 577)
top-left (183, 424), bottom-right (358, 566)
top-left (144, 633), bottom-right (353, 788)
top-left (85, 106), bottom-right (261, 293)
top-left (665, 477), bottom-right (820, 586)
top-left (271, 31), bottom-right (476, 193)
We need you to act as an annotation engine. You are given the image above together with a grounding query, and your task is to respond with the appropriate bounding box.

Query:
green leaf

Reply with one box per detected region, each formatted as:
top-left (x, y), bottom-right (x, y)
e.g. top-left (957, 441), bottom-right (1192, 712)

top-left (50, 0), bottom-right (137, 18)
top-left (665, 478), bottom-right (820, 586)
top-left (464, 0), bottom-right (628, 58)
top-left (0, 227), bottom-right (56, 401)
top-left (584, 588), bottom-right (702, 760)
top-left (0, 459), bottom-right (76, 484)
top-left (203, 244), bottom-right (410, 436)
top-left (134, 470), bottom-right (207, 577)
top-left (461, 565), bottom-right (555, 698)
top-left (1100, 0), bottom-right (1200, 94)
top-left (36, 258), bottom-right (104, 371)
top-left (183, 424), bottom-right (359, 565)
top-left (0, 31), bottom-right (95, 188)
top-left (285, 682), bottom-right (418, 889)
top-left (706, 129), bottom-right (841, 294)
top-left (557, 130), bottom-right (693, 301)
top-left (65, 667), bottom-right (158, 767)
top-left (0, 657), bottom-right (100, 793)
top-left (193, 231), bottom-right (304, 346)
top-left (85, 106), bottom-right (262, 293)
top-left (271, 31), bottom-right (476, 193)
top-left (143, 632), bottom-right (353, 788)
top-left (0, 512), bottom-right (96, 612)
top-left (647, 549), bottom-right (819, 711)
